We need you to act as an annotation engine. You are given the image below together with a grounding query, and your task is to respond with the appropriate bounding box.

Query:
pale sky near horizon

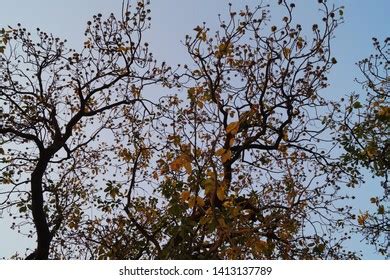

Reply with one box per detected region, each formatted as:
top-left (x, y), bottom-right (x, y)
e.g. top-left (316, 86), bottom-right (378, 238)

top-left (0, 0), bottom-right (388, 259)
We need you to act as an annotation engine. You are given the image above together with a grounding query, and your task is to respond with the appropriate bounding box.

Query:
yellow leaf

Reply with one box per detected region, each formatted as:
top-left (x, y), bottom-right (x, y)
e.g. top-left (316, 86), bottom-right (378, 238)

top-left (197, 101), bottom-right (204, 109)
top-left (372, 101), bottom-right (380, 108)
top-left (229, 137), bottom-right (235, 147)
top-left (68, 221), bottom-right (77, 230)
top-left (223, 199), bottom-right (233, 208)
top-left (357, 213), bottom-right (369, 225)
top-left (378, 205), bottom-right (385, 215)
top-left (279, 144), bottom-right (287, 153)
top-left (204, 179), bottom-right (215, 195)
top-left (170, 155), bottom-right (192, 174)
top-left (377, 106), bottom-right (390, 118)
top-left (117, 46), bottom-right (130, 52)
top-left (215, 148), bottom-right (225, 156)
top-left (296, 37), bottom-right (304, 50)
top-left (152, 171), bottom-right (159, 180)
top-left (217, 185), bottom-right (226, 201)
top-left (109, 188), bottom-right (118, 199)
top-left (194, 26), bottom-right (207, 41)
top-left (168, 135), bottom-right (181, 146)
top-left (365, 146), bottom-right (377, 158)
top-left (131, 85), bottom-right (141, 98)
top-left (196, 196), bottom-right (205, 207)
top-left (169, 157), bottom-right (183, 171)
top-left (187, 87), bottom-right (196, 96)
top-left (283, 47), bottom-right (291, 59)
top-left (282, 130), bottom-right (288, 141)
top-left (221, 149), bottom-right (232, 163)
top-left (119, 149), bottom-right (132, 161)
top-left (199, 31), bottom-right (207, 42)
top-left (188, 196), bottom-right (196, 209)
top-left (181, 191), bottom-right (191, 202)
top-left (226, 121), bottom-right (240, 135)
top-left (217, 42), bottom-right (232, 57)
top-left (183, 160), bottom-right (192, 174)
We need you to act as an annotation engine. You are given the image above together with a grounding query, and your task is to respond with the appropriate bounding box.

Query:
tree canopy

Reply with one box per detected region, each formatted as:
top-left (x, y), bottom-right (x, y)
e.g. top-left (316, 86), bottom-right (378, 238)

top-left (0, 0), bottom-right (388, 259)
top-left (339, 37), bottom-right (389, 256)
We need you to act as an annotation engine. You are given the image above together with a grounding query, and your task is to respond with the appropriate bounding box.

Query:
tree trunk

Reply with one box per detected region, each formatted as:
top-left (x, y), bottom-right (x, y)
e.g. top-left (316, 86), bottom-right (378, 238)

top-left (30, 156), bottom-right (51, 260)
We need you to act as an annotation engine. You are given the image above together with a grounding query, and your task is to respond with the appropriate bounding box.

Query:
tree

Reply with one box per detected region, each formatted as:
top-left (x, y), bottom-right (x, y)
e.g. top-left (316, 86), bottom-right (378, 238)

top-left (54, 1), bottom-right (358, 260)
top-left (145, 1), bottom-right (356, 259)
top-left (339, 37), bottom-right (389, 257)
top-left (0, 0), bottom-right (380, 260)
top-left (0, 0), bottom-right (165, 259)
top-left (0, 28), bottom-right (10, 54)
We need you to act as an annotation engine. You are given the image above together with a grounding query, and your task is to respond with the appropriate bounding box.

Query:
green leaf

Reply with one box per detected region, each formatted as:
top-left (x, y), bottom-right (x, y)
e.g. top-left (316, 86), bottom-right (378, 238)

top-left (353, 101), bottom-right (362, 109)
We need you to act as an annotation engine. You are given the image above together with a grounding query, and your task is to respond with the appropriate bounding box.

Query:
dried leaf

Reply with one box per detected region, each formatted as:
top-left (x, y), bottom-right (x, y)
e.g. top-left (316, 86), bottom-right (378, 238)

top-left (183, 160), bottom-right (192, 174)
top-left (229, 137), bottom-right (235, 147)
top-left (226, 121), bottom-right (240, 135)
top-left (196, 196), bottom-right (205, 207)
top-left (221, 149), bottom-right (232, 163)
top-left (170, 155), bottom-right (192, 174)
top-left (181, 191), bottom-right (191, 202)
top-left (283, 47), bottom-right (291, 59)
top-left (204, 179), bottom-right (215, 195)
top-left (357, 213), bottom-right (369, 225)
top-left (297, 37), bottom-right (304, 49)
top-left (215, 148), bottom-right (226, 156)
top-left (217, 185), bottom-right (226, 201)
top-left (188, 196), bottom-right (196, 209)
top-left (187, 87), bottom-right (196, 96)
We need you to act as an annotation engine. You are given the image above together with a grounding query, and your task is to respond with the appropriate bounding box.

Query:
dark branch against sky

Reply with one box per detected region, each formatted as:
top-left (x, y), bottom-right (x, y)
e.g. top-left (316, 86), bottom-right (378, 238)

top-left (0, 0), bottom-right (389, 259)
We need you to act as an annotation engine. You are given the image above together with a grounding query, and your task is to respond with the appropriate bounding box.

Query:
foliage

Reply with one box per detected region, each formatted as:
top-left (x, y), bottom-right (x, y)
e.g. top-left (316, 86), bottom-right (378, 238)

top-left (0, 0), bottom-right (383, 260)
top-left (339, 37), bottom-right (389, 257)
top-left (144, 1), bottom-right (354, 260)
top-left (0, 28), bottom-right (10, 53)
top-left (0, 0), bottom-right (166, 259)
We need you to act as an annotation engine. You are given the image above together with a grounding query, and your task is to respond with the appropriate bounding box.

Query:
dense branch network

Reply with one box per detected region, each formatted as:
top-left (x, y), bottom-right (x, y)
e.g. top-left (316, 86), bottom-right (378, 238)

top-left (0, 0), bottom-right (385, 260)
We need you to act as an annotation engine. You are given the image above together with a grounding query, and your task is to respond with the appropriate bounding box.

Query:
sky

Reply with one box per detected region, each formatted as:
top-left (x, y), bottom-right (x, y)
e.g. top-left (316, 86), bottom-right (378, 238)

top-left (0, 0), bottom-right (389, 259)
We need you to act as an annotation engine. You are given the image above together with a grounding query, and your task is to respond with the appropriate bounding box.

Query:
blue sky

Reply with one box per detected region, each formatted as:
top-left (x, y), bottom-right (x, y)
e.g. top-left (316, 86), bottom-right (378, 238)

top-left (0, 0), bottom-right (388, 259)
